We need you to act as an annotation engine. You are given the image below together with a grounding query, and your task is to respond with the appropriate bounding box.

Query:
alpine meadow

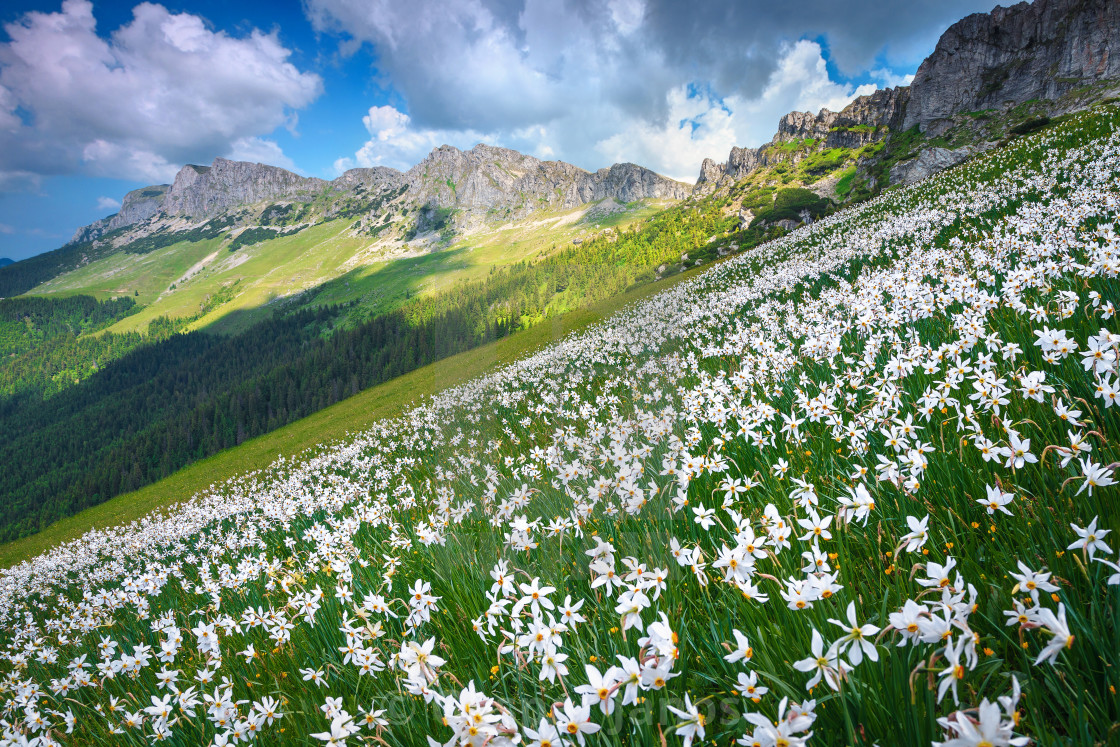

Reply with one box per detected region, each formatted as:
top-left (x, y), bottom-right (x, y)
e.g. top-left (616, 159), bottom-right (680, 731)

top-left (0, 0), bottom-right (1118, 746)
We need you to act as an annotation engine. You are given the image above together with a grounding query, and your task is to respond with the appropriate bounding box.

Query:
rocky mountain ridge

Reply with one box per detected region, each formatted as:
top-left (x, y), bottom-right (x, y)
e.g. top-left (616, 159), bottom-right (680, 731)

top-left (69, 145), bottom-right (689, 245)
top-left (903, 0), bottom-right (1120, 132)
top-left (70, 185), bottom-right (170, 245)
top-left (695, 86), bottom-right (910, 190)
top-left (696, 0), bottom-right (1119, 193)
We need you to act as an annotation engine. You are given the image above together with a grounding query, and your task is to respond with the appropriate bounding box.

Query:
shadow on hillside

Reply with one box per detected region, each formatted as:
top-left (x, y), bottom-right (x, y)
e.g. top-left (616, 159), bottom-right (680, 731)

top-left (199, 245), bottom-right (477, 335)
top-left (0, 246), bottom-right (512, 544)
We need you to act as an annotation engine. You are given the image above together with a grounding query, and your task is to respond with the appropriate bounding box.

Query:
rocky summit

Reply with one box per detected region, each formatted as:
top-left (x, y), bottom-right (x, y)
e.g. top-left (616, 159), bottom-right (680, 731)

top-left (904, 0), bottom-right (1120, 133)
top-left (696, 0), bottom-right (1119, 192)
top-left (70, 145), bottom-right (689, 245)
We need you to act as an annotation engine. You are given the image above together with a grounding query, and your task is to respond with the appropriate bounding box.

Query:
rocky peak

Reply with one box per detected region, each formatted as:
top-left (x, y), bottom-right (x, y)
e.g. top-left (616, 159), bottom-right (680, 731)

top-left (69, 184), bottom-right (170, 244)
top-left (400, 143), bottom-right (688, 219)
top-left (331, 166), bottom-right (406, 191)
top-left (904, 0), bottom-right (1120, 131)
top-left (161, 158), bottom-right (328, 219)
top-left (695, 157), bottom-right (726, 187)
top-left (837, 87), bottom-right (910, 131)
top-left (695, 87), bottom-right (906, 191)
top-left (775, 110), bottom-right (839, 142)
top-left (590, 163), bottom-right (691, 202)
top-left (68, 144), bottom-right (692, 247)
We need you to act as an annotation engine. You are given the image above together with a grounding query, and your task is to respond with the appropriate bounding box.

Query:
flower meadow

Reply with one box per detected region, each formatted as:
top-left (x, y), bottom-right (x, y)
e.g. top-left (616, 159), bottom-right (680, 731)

top-left (2, 106), bottom-right (1120, 747)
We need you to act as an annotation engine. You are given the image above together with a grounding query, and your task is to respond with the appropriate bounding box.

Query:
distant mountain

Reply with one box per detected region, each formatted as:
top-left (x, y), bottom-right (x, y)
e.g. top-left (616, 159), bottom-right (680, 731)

top-left (69, 145), bottom-right (689, 246)
top-left (0, 144), bottom-right (689, 300)
top-left (0, 259), bottom-right (12, 268)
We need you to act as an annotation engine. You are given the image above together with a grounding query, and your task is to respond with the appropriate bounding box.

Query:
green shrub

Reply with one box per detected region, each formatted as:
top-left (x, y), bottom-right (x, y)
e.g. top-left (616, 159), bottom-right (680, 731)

top-left (751, 187), bottom-right (831, 226)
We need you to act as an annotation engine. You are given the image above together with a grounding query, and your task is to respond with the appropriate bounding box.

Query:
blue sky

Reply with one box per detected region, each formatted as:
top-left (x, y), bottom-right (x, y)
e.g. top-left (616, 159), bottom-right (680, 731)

top-left (0, 0), bottom-right (1004, 261)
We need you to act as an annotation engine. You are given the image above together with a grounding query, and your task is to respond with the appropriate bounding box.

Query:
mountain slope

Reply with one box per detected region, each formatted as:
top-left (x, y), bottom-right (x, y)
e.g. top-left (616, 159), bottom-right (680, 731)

top-left (1, 99), bottom-right (1117, 747)
top-left (1, 0), bottom-right (1117, 550)
top-left (0, 144), bottom-right (689, 303)
top-left (0, 196), bottom-right (733, 542)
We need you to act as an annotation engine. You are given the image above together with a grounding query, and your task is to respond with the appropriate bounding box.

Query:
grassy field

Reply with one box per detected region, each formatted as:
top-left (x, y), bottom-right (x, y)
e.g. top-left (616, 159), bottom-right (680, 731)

top-left (0, 262), bottom-right (701, 568)
top-left (27, 199), bottom-right (669, 337)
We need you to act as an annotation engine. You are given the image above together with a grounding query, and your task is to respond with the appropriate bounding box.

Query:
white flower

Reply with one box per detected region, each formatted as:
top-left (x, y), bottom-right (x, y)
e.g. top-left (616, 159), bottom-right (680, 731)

top-left (667, 693), bottom-right (706, 747)
top-left (724, 629), bottom-right (753, 664)
top-left (1068, 515), bottom-right (1112, 559)
top-left (978, 485), bottom-right (1014, 516)
top-left (1034, 603), bottom-right (1074, 665)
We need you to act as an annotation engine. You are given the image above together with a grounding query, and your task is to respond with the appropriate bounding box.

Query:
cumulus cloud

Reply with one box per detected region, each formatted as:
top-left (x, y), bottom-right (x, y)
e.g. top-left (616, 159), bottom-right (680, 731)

top-left (596, 41), bottom-right (877, 181)
top-left (310, 0), bottom-right (998, 182)
top-left (227, 137), bottom-right (298, 172)
top-left (871, 68), bottom-right (917, 89)
top-left (333, 105), bottom-right (491, 174)
top-left (96, 196), bottom-right (121, 211)
top-left (0, 0), bottom-right (322, 183)
top-left (0, 170), bottom-right (41, 193)
top-left (335, 40), bottom-right (879, 182)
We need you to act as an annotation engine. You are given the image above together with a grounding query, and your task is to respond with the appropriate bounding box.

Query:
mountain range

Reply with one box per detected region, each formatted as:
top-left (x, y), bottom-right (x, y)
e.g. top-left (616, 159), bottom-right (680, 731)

top-left (34, 0), bottom-right (1114, 292)
top-left (70, 144), bottom-right (689, 247)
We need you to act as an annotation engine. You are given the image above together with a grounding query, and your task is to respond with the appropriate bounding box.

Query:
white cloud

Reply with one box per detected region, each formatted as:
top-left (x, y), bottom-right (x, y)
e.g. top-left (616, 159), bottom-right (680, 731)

top-left (0, 0), bottom-right (322, 183)
top-left (333, 105), bottom-right (490, 174)
top-left (871, 68), bottom-right (916, 89)
top-left (311, 0), bottom-right (960, 183)
top-left (0, 223), bottom-right (14, 234)
top-left (0, 170), bottom-right (41, 193)
top-left (81, 140), bottom-right (179, 183)
top-left (96, 196), bottom-right (121, 211)
top-left (595, 42), bottom-right (879, 182)
top-left (226, 137), bottom-right (298, 172)
top-left (336, 41), bottom-right (880, 183)
top-left (595, 87), bottom-right (739, 182)
top-left (729, 41), bottom-right (879, 145)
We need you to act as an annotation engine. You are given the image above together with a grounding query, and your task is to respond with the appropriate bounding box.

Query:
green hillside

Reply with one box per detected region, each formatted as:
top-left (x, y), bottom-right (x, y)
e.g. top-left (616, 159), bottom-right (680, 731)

top-left (0, 196), bottom-right (739, 543)
top-left (0, 103), bottom-right (1117, 747)
top-left (29, 198), bottom-right (670, 337)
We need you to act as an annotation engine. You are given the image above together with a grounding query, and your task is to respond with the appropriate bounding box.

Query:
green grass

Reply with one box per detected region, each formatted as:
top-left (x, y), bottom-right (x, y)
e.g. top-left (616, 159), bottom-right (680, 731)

top-left (26, 200), bottom-right (668, 339)
top-left (834, 166), bottom-right (858, 199)
top-left (0, 263), bottom-right (704, 569)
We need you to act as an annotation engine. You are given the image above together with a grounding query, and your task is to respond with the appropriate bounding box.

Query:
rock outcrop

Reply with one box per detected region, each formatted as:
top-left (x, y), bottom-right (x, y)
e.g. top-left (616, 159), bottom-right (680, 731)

top-left (70, 185), bottom-right (170, 243)
top-left (904, 0), bottom-right (1120, 132)
top-left (332, 166), bottom-right (406, 192)
top-left (401, 143), bottom-right (689, 219)
top-left (696, 87), bottom-right (907, 190)
top-left (161, 158), bottom-right (328, 219)
top-left (69, 145), bottom-right (690, 245)
top-left (697, 0), bottom-right (1119, 192)
top-left (889, 146), bottom-right (977, 186)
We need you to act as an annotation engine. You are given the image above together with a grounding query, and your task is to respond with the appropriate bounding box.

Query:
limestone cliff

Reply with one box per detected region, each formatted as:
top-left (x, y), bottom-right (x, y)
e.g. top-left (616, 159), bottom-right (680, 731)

top-left (401, 143), bottom-right (689, 220)
top-left (161, 159), bottom-right (328, 219)
top-left (904, 0), bottom-right (1120, 132)
top-left (697, 0), bottom-right (1119, 192)
top-left (696, 87), bottom-right (907, 190)
top-left (69, 144), bottom-right (690, 244)
top-left (69, 185), bottom-right (169, 244)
